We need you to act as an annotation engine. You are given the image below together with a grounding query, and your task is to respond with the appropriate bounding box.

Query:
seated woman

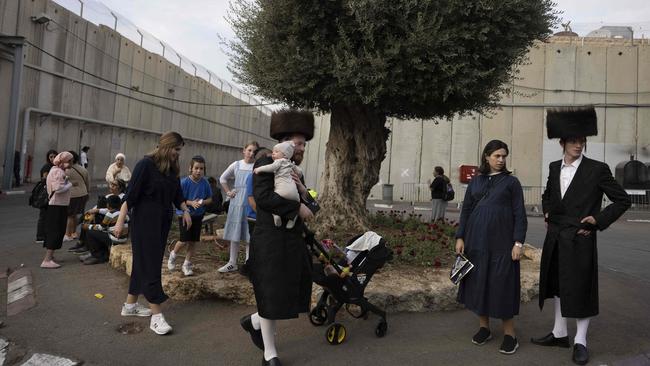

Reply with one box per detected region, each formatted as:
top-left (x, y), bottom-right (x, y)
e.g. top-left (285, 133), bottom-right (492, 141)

top-left (106, 153), bottom-right (132, 185)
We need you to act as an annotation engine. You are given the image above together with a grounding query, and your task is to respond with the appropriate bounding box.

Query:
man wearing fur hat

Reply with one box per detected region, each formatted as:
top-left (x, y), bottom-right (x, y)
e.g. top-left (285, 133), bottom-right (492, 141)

top-left (531, 106), bottom-right (630, 365)
top-left (240, 109), bottom-right (315, 366)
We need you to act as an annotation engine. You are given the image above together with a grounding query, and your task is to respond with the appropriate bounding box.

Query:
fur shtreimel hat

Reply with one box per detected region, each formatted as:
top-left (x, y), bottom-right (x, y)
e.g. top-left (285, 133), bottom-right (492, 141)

top-left (546, 106), bottom-right (598, 139)
top-left (270, 109), bottom-right (314, 141)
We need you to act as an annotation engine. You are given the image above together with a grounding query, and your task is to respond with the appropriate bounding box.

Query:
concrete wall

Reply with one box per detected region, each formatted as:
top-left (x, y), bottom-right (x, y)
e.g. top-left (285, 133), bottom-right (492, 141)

top-left (302, 37), bottom-right (650, 204)
top-left (0, 0), bottom-right (273, 185)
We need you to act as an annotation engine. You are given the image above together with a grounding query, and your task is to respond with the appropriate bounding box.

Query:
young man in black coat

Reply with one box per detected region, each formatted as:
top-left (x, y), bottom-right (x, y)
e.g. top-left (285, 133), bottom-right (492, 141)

top-left (531, 106), bottom-right (631, 365)
top-left (240, 109), bottom-right (315, 366)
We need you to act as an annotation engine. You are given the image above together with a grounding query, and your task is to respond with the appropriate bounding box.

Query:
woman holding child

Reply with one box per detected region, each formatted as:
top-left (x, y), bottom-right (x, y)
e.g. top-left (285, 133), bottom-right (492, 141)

top-left (41, 151), bottom-right (74, 269)
top-left (114, 132), bottom-right (193, 335)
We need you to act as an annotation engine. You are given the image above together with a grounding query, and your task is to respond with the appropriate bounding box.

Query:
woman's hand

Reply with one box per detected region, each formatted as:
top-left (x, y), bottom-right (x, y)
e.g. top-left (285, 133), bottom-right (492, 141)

top-left (226, 190), bottom-right (237, 199)
top-left (455, 238), bottom-right (464, 255)
top-left (511, 243), bottom-right (523, 261)
top-left (182, 211), bottom-right (192, 229)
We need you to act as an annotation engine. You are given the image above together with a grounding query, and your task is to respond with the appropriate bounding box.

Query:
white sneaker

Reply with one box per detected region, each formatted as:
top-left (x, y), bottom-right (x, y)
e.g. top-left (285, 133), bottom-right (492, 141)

top-left (182, 262), bottom-right (194, 276)
top-left (167, 251), bottom-right (177, 271)
top-left (150, 314), bottom-right (172, 335)
top-left (63, 235), bottom-right (75, 242)
top-left (121, 303), bottom-right (152, 317)
top-left (218, 263), bottom-right (238, 273)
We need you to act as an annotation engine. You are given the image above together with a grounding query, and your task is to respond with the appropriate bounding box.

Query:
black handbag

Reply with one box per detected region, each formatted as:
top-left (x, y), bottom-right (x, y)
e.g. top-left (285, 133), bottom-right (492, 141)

top-left (29, 180), bottom-right (49, 209)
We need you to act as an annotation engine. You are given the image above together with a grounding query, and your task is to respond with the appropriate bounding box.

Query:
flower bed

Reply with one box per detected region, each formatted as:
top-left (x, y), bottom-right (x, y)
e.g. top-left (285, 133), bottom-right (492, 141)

top-left (323, 210), bottom-right (458, 268)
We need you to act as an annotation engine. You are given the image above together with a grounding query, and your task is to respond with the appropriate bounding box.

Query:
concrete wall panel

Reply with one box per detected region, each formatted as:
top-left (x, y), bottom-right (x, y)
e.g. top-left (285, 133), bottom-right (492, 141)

top-left (421, 120), bottom-right (452, 184)
top-left (114, 37), bottom-right (133, 125)
top-left (450, 114), bottom-right (481, 183)
top-left (1, 0), bottom-right (19, 35)
top-left (605, 46), bottom-right (638, 168)
top-left (127, 47), bottom-right (145, 127)
top-left (638, 46), bottom-right (650, 162)
top-left (544, 43), bottom-right (576, 105)
top-left (160, 58), bottom-right (175, 131)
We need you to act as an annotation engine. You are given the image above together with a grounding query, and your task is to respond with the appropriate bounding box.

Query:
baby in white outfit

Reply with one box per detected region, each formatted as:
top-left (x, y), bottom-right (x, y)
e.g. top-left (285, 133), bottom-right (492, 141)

top-left (253, 141), bottom-right (303, 228)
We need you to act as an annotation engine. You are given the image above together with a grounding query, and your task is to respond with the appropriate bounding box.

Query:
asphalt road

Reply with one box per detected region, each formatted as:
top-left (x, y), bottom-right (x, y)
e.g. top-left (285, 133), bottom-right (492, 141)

top-left (1, 191), bottom-right (649, 366)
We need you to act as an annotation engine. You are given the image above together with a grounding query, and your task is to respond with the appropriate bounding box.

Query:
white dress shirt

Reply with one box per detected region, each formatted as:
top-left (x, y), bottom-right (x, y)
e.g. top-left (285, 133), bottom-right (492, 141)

top-left (560, 154), bottom-right (583, 198)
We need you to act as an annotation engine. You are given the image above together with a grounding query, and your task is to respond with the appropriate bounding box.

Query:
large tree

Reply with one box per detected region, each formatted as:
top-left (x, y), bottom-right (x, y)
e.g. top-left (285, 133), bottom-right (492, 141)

top-left (226, 0), bottom-right (557, 232)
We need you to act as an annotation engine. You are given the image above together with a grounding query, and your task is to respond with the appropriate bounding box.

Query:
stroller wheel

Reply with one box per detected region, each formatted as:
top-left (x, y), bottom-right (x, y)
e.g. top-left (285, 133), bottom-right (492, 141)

top-left (375, 321), bottom-right (388, 338)
top-left (325, 323), bottom-right (347, 345)
top-left (309, 307), bottom-right (328, 326)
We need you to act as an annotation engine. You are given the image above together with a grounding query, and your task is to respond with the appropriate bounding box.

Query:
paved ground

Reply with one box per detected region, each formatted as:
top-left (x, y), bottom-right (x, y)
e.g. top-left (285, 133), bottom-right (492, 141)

top-left (1, 190), bottom-right (649, 365)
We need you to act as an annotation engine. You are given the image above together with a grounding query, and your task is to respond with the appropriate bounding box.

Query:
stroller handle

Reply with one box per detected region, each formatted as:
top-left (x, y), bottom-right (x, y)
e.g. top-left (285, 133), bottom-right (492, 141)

top-left (303, 226), bottom-right (347, 275)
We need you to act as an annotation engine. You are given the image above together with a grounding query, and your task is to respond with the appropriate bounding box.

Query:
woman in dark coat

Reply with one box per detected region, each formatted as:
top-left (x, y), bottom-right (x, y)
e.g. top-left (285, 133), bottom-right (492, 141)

top-left (455, 140), bottom-right (527, 355)
top-left (429, 166), bottom-right (449, 221)
top-left (114, 131), bottom-right (192, 336)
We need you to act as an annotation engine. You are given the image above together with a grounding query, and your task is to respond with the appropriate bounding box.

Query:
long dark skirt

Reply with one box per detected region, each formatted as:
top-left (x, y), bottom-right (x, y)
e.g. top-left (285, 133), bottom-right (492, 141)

top-left (44, 205), bottom-right (68, 250)
top-left (36, 207), bottom-right (47, 241)
top-left (128, 206), bottom-right (172, 305)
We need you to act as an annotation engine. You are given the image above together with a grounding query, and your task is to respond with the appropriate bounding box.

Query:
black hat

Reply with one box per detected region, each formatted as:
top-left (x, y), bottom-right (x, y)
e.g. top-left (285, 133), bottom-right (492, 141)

top-left (270, 109), bottom-right (314, 141)
top-left (546, 106), bottom-right (598, 139)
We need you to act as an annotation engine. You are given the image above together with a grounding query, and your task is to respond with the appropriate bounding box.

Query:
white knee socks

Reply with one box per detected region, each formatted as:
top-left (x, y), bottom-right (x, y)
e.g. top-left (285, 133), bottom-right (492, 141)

top-left (251, 312), bottom-right (261, 330)
top-left (552, 296), bottom-right (568, 338)
top-left (229, 241), bottom-right (239, 264)
top-left (245, 242), bottom-right (250, 261)
top-left (575, 318), bottom-right (590, 347)
top-left (551, 297), bottom-right (590, 346)
top-left (259, 315), bottom-right (278, 361)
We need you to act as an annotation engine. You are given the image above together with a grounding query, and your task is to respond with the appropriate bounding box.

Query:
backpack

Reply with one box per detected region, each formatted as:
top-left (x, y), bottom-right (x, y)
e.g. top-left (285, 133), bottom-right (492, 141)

top-left (29, 180), bottom-right (49, 209)
top-left (443, 182), bottom-right (455, 202)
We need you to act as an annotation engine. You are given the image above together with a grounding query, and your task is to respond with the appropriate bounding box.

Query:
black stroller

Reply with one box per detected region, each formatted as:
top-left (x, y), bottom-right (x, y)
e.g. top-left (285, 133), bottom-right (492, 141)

top-left (305, 229), bottom-right (393, 345)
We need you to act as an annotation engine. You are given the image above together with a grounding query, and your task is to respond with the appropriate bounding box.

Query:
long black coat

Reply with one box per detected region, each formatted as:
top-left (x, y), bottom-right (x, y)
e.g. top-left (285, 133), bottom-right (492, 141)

top-left (249, 157), bottom-right (312, 320)
top-left (539, 156), bottom-right (630, 318)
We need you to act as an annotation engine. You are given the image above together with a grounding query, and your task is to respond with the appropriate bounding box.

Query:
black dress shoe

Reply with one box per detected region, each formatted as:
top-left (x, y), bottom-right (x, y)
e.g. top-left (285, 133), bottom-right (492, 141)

top-left (530, 332), bottom-right (570, 348)
top-left (240, 314), bottom-right (264, 350)
top-left (572, 344), bottom-right (589, 365)
top-left (262, 357), bottom-right (282, 366)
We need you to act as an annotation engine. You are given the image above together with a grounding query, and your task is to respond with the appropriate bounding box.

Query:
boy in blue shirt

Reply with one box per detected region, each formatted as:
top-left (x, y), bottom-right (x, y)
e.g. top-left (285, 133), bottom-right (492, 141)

top-left (168, 156), bottom-right (212, 276)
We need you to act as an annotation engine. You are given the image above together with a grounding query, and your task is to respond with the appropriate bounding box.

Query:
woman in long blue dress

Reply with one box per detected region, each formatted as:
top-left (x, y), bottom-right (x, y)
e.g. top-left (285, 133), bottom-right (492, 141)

top-left (218, 141), bottom-right (259, 273)
top-left (455, 139), bottom-right (527, 355)
top-left (114, 132), bottom-right (192, 335)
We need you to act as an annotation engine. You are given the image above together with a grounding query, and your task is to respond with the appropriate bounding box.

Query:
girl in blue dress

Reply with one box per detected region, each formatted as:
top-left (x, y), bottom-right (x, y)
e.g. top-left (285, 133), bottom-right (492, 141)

top-left (218, 141), bottom-right (259, 273)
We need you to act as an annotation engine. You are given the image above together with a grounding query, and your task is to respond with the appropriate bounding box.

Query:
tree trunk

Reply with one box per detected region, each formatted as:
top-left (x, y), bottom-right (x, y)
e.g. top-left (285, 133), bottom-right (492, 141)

top-left (314, 104), bottom-right (389, 235)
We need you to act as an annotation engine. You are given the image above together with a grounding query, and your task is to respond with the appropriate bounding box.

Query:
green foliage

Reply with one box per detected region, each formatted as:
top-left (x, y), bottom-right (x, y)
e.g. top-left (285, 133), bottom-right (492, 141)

top-left (227, 0), bottom-right (558, 119)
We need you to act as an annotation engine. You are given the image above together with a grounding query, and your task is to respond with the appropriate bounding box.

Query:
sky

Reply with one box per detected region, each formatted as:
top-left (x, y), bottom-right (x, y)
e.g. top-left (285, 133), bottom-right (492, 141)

top-left (52, 0), bottom-right (650, 95)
